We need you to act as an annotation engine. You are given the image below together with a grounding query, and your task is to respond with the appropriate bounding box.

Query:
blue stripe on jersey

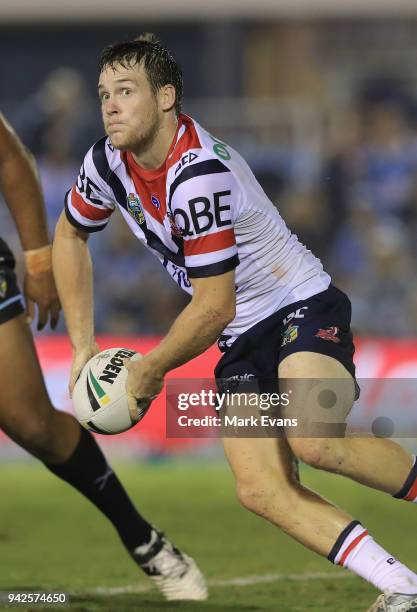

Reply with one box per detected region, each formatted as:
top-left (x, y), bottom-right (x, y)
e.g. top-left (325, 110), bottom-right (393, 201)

top-left (64, 191), bottom-right (107, 233)
top-left (92, 138), bottom-right (127, 205)
top-left (92, 139), bottom-right (186, 267)
top-left (186, 254), bottom-right (239, 278)
top-left (167, 159), bottom-right (230, 213)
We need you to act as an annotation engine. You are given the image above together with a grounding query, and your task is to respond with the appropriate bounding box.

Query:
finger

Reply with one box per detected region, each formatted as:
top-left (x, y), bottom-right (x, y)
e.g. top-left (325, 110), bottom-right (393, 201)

top-left (127, 393), bottom-right (140, 423)
top-left (37, 304), bottom-right (48, 331)
top-left (49, 300), bottom-right (61, 330)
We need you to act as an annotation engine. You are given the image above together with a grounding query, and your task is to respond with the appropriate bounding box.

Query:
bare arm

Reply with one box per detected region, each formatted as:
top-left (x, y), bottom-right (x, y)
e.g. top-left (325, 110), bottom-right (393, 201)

top-left (0, 113), bottom-right (60, 329)
top-left (53, 211), bottom-right (99, 391)
top-left (125, 270), bottom-right (236, 414)
top-left (0, 113), bottom-right (49, 250)
top-left (148, 271), bottom-right (235, 371)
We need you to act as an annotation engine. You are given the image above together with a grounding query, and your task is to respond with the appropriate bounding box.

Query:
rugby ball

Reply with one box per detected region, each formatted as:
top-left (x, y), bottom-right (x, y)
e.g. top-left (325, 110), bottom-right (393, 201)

top-left (72, 348), bottom-right (151, 434)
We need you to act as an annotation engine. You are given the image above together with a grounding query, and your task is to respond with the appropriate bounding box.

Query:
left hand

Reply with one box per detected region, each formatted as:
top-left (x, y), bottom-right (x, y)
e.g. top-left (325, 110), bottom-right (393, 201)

top-left (124, 355), bottom-right (164, 422)
top-left (24, 269), bottom-right (61, 331)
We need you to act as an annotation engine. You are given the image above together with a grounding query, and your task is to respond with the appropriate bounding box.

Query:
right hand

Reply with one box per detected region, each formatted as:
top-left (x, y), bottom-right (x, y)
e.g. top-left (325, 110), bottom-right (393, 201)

top-left (70, 342), bottom-right (100, 396)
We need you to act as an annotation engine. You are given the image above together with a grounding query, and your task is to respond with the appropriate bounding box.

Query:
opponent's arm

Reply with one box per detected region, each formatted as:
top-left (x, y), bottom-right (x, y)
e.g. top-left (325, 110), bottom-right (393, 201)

top-left (125, 270), bottom-right (236, 414)
top-left (53, 211), bottom-right (99, 391)
top-left (0, 113), bottom-right (60, 329)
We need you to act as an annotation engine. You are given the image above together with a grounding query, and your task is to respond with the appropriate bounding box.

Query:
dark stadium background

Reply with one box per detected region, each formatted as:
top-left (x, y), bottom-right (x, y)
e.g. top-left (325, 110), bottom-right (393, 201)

top-left (1, 4), bottom-right (417, 610)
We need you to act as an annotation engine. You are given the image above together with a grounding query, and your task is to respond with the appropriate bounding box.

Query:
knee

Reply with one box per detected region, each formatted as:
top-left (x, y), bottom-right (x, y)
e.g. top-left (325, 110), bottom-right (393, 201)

top-left (7, 413), bottom-right (57, 460)
top-left (288, 438), bottom-right (343, 470)
top-left (235, 476), bottom-right (294, 519)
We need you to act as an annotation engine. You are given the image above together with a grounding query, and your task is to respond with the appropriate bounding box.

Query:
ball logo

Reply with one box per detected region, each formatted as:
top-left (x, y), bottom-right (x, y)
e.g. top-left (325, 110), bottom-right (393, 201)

top-left (87, 369), bottom-right (111, 409)
top-left (126, 193), bottom-right (145, 225)
top-left (98, 349), bottom-right (136, 385)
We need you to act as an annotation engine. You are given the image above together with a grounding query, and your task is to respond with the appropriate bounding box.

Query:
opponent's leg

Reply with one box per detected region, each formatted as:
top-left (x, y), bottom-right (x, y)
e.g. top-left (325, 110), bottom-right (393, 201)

top-left (0, 314), bottom-right (207, 600)
top-left (279, 352), bottom-right (414, 495)
top-left (223, 432), bottom-right (417, 599)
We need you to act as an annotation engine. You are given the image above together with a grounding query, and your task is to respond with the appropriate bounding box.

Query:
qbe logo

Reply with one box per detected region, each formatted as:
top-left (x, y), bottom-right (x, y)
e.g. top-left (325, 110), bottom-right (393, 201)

top-left (172, 190), bottom-right (232, 236)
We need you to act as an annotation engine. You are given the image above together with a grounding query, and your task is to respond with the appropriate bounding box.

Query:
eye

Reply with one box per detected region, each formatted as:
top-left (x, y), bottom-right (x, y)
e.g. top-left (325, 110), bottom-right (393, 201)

top-left (121, 88), bottom-right (131, 96)
top-left (99, 92), bottom-right (110, 102)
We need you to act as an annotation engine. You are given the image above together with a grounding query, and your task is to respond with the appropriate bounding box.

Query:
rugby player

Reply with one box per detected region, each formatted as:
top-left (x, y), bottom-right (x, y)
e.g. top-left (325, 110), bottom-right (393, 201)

top-left (0, 112), bottom-right (207, 601)
top-left (53, 34), bottom-right (417, 611)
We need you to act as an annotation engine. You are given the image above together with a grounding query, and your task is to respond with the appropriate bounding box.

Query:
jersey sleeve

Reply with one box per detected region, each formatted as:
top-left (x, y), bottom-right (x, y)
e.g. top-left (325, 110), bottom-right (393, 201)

top-left (65, 138), bottom-right (116, 233)
top-left (168, 158), bottom-right (240, 278)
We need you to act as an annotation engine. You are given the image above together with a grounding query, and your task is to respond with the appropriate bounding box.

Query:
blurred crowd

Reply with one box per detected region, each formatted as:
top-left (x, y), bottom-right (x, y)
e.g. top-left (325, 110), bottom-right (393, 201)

top-left (2, 27), bottom-right (417, 338)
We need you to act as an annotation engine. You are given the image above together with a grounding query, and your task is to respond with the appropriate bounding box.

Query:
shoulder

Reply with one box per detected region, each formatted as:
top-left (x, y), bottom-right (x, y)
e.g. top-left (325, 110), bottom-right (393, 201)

top-left (82, 136), bottom-right (123, 182)
top-left (167, 120), bottom-right (237, 206)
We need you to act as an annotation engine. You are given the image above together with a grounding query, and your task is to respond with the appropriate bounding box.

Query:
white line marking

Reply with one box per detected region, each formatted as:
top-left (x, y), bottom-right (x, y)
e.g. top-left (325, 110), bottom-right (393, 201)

top-left (79, 571), bottom-right (352, 597)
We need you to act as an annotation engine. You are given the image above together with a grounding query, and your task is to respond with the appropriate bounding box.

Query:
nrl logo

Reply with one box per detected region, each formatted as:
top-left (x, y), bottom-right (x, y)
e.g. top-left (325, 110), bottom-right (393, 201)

top-left (94, 352), bottom-right (112, 364)
top-left (281, 323), bottom-right (299, 347)
top-left (126, 193), bottom-right (145, 225)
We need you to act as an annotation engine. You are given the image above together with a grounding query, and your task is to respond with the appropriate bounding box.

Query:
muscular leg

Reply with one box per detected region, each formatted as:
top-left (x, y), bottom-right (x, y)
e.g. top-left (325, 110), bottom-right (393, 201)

top-left (223, 406), bottom-right (417, 596)
top-left (279, 352), bottom-right (413, 495)
top-left (223, 434), bottom-right (352, 556)
top-left (0, 314), bottom-right (80, 463)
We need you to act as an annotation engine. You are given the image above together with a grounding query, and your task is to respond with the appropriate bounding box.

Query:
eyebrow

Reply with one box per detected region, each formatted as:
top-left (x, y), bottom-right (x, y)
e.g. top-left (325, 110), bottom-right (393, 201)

top-left (98, 78), bottom-right (136, 90)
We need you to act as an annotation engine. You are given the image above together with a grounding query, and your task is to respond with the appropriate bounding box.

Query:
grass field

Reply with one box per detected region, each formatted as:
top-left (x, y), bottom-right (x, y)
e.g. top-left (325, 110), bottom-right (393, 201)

top-left (0, 460), bottom-right (416, 611)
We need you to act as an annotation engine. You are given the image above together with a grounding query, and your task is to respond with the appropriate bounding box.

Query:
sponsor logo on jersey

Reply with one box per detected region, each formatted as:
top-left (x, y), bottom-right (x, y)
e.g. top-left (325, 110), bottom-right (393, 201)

top-left (281, 324), bottom-right (299, 347)
top-left (174, 152), bottom-right (199, 175)
top-left (226, 373), bottom-right (255, 381)
top-left (0, 271), bottom-right (7, 299)
top-left (283, 307), bottom-right (309, 326)
top-left (126, 193), bottom-right (145, 225)
top-left (315, 326), bottom-right (340, 343)
top-left (172, 190), bottom-right (232, 237)
top-left (151, 195), bottom-right (161, 209)
top-left (218, 335), bottom-right (234, 350)
top-left (210, 135), bottom-right (231, 160)
top-left (167, 212), bottom-right (185, 237)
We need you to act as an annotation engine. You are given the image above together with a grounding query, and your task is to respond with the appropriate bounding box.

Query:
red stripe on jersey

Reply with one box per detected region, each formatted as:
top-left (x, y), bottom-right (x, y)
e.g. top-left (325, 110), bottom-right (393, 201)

top-left (124, 162), bottom-right (167, 224)
top-left (70, 186), bottom-right (111, 221)
top-left (184, 228), bottom-right (235, 256)
top-left (405, 478), bottom-right (417, 501)
top-left (167, 114), bottom-right (201, 169)
top-left (339, 530), bottom-right (368, 566)
top-left (122, 115), bottom-right (201, 225)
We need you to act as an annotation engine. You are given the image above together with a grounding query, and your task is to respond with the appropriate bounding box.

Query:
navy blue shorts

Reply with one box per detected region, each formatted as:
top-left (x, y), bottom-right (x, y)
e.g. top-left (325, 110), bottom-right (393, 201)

top-left (0, 238), bottom-right (24, 325)
top-left (215, 285), bottom-right (357, 393)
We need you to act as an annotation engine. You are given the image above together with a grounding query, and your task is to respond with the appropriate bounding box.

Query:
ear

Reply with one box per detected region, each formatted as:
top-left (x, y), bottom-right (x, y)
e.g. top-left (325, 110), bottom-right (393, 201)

top-left (159, 84), bottom-right (176, 113)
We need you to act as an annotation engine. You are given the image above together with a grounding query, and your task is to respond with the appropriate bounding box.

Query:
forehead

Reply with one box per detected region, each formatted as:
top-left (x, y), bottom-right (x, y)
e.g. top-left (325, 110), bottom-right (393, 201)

top-left (98, 61), bottom-right (147, 88)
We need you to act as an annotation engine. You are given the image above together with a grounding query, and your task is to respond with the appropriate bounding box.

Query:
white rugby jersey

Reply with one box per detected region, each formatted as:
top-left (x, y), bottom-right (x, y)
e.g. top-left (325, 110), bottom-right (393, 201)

top-left (65, 114), bottom-right (330, 344)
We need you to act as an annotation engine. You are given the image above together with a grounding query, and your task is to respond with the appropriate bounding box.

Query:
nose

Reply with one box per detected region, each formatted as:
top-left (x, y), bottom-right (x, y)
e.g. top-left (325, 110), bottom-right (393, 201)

top-left (103, 98), bottom-right (120, 116)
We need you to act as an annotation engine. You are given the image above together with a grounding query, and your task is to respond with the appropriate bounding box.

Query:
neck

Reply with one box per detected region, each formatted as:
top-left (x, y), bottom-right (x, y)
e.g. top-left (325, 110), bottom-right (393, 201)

top-left (132, 114), bottom-right (178, 170)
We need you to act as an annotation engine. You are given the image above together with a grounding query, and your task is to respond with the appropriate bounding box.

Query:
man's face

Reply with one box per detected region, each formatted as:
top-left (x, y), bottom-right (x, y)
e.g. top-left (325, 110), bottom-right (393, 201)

top-left (98, 61), bottom-right (160, 152)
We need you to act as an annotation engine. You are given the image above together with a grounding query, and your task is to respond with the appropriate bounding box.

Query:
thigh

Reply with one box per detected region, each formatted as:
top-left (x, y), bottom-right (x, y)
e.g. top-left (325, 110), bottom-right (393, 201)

top-left (278, 351), bottom-right (355, 437)
top-left (0, 314), bottom-right (53, 431)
